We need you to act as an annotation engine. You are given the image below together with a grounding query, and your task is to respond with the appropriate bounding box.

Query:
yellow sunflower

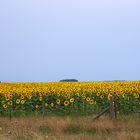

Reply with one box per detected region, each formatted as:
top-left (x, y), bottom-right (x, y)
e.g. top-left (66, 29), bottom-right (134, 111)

top-left (8, 101), bottom-right (13, 106)
top-left (3, 104), bottom-right (7, 109)
top-left (56, 99), bottom-right (61, 105)
top-left (5, 96), bottom-right (10, 101)
top-left (20, 95), bottom-right (24, 100)
top-left (96, 92), bottom-right (100, 96)
top-left (16, 99), bottom-right (20, 104)
top-left (64, 101), bottom-right (70, 106)
top-left (89, 100), bottom-right (96, 105)
top-left (70, 98), bottom-right (75, 103)
top-left (134, 93), bottom-right (139, 98)
top-left (86, 97), bottom-right (90, 102)
top-left (21, 100), bottom-right (25, 105)
top-left (100, 95), bottom-right (104, 100)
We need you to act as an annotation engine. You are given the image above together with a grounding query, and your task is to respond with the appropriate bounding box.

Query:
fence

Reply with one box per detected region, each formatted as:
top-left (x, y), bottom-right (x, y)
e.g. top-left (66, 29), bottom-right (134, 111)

top-left (94, 96), bottom-right (118, 120)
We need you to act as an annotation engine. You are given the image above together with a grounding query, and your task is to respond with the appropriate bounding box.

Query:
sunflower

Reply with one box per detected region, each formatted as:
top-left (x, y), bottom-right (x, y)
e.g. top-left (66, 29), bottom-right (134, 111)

top-left (70, 98), bottom-right (74, 103)
top-left (5, 96), bottom-right (10, 101)
top-left (133, 93), bottom-right (139, 98)
top-left (96, 92), bottom-right (100, 96)
top-left (100, 95), bottom-right (104, 100)
top-left (16, 99), bottom-right (20, 104)
top-left (65, 94), bottom-right (70, 98)
top-left (116, 92), bottom-right (120, 96)
top-left (64, 101), bottom-right (69, 106)
top-left (56, 99), bottom-right (61, 105)
top-left (21, 100), bottom-right (25, 105)
top-left (20, 95), bottom-right (24, 100)
top-left (86, 97), bottom-right (90, 102)
top-left (3, 104), bottom-right (7, 109)
top-left (8, 101), bottom-right (13, 106)
top-left (89, 100), bottom-right (96, 105)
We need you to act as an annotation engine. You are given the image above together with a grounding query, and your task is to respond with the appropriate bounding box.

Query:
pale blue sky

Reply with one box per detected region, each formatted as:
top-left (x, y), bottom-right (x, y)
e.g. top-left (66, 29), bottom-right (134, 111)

top-left (0, 0), bottom-right (140, 82)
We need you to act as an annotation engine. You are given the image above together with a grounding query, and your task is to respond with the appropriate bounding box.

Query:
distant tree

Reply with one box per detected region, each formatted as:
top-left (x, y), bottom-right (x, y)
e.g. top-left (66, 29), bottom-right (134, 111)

top-left (59, 79), bottom-right (78, 82)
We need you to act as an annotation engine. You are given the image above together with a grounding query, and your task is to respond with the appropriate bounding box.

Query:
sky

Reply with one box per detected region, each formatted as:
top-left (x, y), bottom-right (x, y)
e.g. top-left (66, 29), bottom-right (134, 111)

top-left (0, 0), bottom-right (140, 82)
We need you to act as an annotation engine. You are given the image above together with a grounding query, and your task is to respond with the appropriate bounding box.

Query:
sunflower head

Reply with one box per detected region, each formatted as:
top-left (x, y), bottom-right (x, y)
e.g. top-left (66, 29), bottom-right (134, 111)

top-left (16, 99), bottom-right (20, 104)
top-left (70, 98), bottom-right (75, 103)
top-left (56, 99), bottom-right (61, 105)
top-left (64, 101), bottom-right (70, 106)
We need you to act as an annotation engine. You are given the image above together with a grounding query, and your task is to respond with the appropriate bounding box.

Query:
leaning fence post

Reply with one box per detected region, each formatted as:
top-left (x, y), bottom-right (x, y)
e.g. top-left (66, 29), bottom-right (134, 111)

top-left (94, 107), bottom-right (110, 120)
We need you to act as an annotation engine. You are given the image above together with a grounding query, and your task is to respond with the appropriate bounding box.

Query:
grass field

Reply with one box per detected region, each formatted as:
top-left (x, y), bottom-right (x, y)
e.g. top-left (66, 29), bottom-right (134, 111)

top-left (0, 114), bottom-right (140, 140)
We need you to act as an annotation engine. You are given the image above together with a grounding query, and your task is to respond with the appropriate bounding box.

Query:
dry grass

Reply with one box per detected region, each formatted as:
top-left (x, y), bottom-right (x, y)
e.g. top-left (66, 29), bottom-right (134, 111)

top-left (0, 114), bottom-right (139, 140)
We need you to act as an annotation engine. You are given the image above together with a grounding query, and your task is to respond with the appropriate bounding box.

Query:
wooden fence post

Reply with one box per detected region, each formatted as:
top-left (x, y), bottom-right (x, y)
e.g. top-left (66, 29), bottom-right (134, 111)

top-left (94, 96), bottom-right (118, 120)
top-left (109, 96), bottom-right (117, 119)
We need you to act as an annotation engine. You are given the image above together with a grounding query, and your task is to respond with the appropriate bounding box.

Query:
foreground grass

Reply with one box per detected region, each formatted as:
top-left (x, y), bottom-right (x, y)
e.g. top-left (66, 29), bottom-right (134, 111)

top-left (0, 114), bottom-right (139, 140)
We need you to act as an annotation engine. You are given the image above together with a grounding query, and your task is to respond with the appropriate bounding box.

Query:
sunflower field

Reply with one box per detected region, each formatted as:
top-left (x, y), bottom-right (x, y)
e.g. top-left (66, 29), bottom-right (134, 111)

top-left (0, 81), bottom-right (140, 116)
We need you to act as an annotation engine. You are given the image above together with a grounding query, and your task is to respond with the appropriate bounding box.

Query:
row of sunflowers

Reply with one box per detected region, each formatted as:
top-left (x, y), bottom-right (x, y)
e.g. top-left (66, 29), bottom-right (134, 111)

top-left (0, 81), bottom-right (140, 116)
